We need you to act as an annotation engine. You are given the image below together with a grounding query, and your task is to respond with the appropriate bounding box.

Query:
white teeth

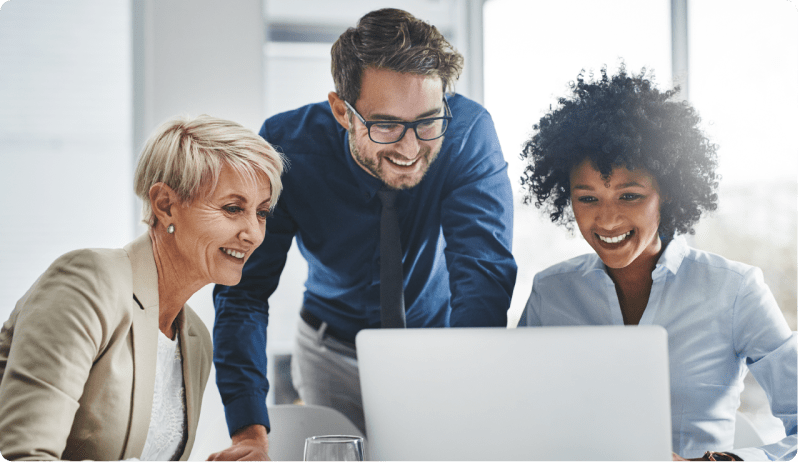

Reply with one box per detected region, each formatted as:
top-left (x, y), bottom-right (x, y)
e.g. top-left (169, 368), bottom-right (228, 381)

top-left (387, 157), bottom-right (417, 166)
top-left (222, 248), bottom-right (245, 259)
top-left (598, 231), bottom-right (631, 244)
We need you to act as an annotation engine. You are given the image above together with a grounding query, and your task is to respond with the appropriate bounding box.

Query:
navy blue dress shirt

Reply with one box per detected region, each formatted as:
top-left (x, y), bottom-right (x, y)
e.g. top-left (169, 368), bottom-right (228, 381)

top-left (212, 94), bottom-right (517, 435)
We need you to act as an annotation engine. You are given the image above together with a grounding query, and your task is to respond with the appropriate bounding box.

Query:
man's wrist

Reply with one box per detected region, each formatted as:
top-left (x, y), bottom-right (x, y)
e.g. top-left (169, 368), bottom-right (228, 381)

top-left (222, 394), bottom-right (271, 438)
top-left (232, 424), bottom-right (269, 446)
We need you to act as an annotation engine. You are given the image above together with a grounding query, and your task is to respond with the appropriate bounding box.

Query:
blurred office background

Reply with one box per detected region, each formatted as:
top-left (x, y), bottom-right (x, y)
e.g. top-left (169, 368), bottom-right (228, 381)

top-left (0, 0), bottom-right (795, 456)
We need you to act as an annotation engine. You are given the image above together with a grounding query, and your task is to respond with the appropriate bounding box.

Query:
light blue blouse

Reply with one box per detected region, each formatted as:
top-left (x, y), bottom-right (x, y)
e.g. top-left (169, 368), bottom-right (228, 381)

top-left (519, 236), bottom-right (797, 460)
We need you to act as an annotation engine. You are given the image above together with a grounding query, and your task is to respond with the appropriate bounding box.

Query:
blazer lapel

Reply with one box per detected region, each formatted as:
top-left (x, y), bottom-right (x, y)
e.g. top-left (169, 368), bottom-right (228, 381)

top-left (122, 233), bottom-right (160, 459)
top-left (177, 308), bottom-right (201, 460)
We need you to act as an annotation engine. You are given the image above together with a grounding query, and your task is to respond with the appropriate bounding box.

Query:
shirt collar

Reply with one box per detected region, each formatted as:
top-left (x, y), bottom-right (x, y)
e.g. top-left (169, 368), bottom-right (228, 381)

top-left (581, 234), bottom-right (688, 278)
top-left (342, 129), bottom-right (421, 203)
top-left (343, 131), bottom-right (384, 201)
top-left (584, 252), bottom-right (607, 275)
top-left (654, 234), bottom-right (688, 276)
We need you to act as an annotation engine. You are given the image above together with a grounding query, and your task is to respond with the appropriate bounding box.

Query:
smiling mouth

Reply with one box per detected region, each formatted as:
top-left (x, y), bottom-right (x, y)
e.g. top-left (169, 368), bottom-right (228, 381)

top-left (597, 231), bottom-right (633, 244)
top-left (220, 247), bottom-right (245, 259)
top-left (385, 156), bottom-right (418, 167)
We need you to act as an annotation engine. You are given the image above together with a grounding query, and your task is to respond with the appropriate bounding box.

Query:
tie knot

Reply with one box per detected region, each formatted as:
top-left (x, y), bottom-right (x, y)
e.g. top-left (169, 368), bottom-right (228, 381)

top-left (377, 188), bottom-right (398, 209)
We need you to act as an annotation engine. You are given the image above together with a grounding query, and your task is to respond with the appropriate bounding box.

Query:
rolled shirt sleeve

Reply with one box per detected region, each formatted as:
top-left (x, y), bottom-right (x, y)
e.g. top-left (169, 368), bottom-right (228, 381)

top-left (732, 267), bottom-right (796, 461)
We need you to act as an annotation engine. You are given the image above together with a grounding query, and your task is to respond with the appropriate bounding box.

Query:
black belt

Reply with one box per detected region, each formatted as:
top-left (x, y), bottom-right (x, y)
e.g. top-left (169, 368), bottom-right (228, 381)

top-left (300, 308), bottom-right (357, 349)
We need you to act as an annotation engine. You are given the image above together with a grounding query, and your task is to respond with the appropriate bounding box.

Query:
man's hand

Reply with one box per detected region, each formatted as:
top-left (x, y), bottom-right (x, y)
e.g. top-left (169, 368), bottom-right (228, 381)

top-left (207, 424), bottom-right (270, 461)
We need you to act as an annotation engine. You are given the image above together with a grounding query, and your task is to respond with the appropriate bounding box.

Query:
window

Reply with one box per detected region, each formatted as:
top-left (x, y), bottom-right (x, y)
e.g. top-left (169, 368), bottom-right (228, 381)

top-left (484, 0), bottom-right (672, 323)
top-left (485, 0), bottom-right (797, 442)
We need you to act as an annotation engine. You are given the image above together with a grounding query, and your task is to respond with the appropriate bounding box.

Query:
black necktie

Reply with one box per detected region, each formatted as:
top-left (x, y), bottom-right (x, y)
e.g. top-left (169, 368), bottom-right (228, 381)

top-left (377, 188), bottom-right (406, 328)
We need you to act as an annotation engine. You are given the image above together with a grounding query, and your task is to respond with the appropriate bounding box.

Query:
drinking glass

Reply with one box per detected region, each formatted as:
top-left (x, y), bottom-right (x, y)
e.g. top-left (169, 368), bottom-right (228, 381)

top-left (303, 435), bottom-right (365, 461)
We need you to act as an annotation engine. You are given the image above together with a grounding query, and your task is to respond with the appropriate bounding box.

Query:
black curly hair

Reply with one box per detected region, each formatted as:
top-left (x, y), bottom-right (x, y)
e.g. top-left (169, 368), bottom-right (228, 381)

top-left (521, 64), bottom-right (719, 238)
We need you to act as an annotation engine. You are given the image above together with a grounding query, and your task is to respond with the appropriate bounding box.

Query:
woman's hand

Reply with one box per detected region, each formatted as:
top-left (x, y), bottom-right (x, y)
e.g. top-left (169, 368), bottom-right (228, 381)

top-left (207, 424), bottom-right (270, 461)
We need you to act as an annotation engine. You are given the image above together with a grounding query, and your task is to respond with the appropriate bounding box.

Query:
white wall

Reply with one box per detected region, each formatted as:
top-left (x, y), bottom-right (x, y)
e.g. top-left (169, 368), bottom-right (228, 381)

top-left (0, 0), bottom-right (133, 320)
top-left (134, 0), bottom-right (265, 136)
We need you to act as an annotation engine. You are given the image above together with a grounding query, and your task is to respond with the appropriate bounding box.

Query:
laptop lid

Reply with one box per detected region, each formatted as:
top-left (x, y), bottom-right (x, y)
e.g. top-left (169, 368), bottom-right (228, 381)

top-left (356, 326), bottom-right (672, 460)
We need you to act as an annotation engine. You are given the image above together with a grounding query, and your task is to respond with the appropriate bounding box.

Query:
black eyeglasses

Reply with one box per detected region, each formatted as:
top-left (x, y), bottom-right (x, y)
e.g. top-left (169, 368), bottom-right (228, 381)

top-left (344, 98), bottom-right (452, 144)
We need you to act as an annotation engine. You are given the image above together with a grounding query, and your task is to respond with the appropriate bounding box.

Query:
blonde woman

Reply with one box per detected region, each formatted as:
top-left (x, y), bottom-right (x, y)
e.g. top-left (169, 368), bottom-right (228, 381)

top-left (0, 115), bottom-right (284, 460)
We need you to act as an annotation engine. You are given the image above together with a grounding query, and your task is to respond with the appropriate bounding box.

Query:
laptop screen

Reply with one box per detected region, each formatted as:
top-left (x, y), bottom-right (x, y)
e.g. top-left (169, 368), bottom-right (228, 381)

top-left (356, 325), bottom-right (672, 460)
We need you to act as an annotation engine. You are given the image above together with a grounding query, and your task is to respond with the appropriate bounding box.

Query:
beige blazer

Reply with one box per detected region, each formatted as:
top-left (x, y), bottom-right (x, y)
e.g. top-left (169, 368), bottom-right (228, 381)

top-left (0, 233), bottom-right (212, 461)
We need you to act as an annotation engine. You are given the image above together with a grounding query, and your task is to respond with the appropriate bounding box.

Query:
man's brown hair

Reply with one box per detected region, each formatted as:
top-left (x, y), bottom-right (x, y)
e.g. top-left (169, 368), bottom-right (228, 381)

top-left (331, 8), bottom-right (464, 104)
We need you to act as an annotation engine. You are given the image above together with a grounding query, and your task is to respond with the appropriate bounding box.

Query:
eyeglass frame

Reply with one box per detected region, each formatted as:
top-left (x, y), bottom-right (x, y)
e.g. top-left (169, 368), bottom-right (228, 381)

top-left (344, 97), bottom-right (452, 145)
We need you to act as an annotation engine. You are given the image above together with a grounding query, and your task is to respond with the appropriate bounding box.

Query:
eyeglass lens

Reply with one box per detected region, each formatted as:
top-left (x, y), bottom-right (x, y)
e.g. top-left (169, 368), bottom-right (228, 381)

top-left (370, 118), bottom-right (449, 143)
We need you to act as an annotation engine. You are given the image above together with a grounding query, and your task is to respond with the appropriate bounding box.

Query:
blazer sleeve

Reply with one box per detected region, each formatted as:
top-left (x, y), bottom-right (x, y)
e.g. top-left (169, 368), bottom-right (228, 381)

top-left (0, 249), bottom-right (125, 460)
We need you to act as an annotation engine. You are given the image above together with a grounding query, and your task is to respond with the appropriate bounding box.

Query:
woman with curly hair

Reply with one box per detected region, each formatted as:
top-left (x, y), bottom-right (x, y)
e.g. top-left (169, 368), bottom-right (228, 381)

top-left (518, 66), bottom-right (796, 461)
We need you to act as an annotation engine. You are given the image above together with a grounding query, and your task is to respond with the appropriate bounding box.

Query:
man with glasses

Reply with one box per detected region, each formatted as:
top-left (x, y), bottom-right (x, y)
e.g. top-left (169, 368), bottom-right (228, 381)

top-left (210, 8), bottom-right (517, 459)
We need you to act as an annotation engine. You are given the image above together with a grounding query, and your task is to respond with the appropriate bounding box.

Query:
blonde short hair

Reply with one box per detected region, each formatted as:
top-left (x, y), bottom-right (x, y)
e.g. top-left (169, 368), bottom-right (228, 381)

top-left (134, 114), bottom-right (285, 226)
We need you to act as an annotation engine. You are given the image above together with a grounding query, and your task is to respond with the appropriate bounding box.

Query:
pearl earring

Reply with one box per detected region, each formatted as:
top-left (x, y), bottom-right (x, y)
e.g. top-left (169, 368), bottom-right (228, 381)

top-left (167, 224), bottom-right (175, 234)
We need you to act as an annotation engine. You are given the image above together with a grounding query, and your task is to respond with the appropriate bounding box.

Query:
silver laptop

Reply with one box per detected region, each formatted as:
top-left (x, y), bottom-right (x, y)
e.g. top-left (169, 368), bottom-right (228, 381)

top-left (356, 326), bottom-right (672, 460)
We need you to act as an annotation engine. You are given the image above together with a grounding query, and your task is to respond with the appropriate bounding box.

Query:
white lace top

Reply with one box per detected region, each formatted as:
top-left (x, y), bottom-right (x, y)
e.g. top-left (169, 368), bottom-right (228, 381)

top-left (140, 330), bottom-right (187, 461)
